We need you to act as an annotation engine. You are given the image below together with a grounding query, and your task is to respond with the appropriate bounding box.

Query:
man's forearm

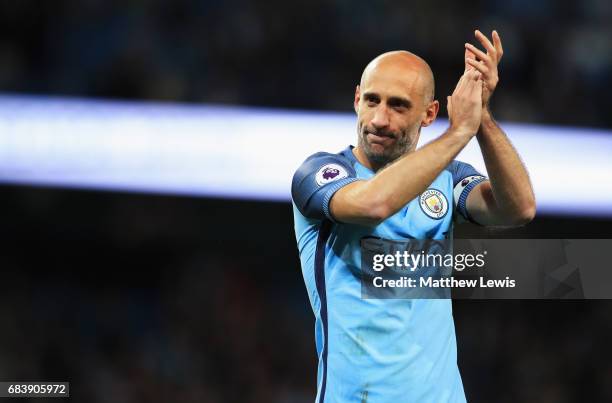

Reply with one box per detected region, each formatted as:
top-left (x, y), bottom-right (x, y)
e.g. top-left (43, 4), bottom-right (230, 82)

top-left (370, 128), bottom-right (471, 213)
top-left (476, 108), bottom-right (536, 221)
top-left (332, 128), bottom-right (472, 225)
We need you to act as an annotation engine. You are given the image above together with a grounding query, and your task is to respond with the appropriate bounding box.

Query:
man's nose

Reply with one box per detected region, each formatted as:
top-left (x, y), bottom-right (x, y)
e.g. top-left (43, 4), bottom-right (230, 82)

top-left (371, 106), bottom-right (390, 129)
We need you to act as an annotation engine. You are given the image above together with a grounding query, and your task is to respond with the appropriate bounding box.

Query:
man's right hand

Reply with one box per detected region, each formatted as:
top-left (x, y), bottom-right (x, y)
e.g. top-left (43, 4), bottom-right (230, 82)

top-left (446, 69), bottom-right (483, 138)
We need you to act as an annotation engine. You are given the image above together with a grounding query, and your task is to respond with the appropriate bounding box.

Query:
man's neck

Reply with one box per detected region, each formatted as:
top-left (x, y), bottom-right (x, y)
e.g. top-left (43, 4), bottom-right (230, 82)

top-left (353, 146), bottom-right (375, 171)
top-left (352, 146), bottom-right (387, 172)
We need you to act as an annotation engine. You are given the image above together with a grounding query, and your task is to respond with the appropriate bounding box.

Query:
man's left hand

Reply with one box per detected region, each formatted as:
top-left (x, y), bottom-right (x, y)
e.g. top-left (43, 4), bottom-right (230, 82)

top-left (465, 30), bottom-right (503, 107)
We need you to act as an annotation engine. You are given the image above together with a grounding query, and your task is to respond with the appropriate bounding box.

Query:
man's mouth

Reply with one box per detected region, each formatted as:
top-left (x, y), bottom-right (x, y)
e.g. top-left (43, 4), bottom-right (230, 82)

top-left (366, 130), bottom-right (395, 143)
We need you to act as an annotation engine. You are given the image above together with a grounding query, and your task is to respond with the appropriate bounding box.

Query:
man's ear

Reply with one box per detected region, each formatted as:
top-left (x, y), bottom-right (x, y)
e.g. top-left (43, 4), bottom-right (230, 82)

top-left (421, 100), bottom-right (440, 127)
top-left (354, 85), bottom-right (360, 114)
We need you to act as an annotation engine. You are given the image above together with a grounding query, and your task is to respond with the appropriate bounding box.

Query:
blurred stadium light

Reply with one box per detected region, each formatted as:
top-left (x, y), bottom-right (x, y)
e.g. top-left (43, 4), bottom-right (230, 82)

top-left (0, 94), bottom-right (610, 217)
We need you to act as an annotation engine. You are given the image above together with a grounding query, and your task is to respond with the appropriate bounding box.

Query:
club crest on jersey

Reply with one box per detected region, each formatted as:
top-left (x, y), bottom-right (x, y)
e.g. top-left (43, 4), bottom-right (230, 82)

top-left (315, 163), bottom-right (348, 186)
top-left (419, 188), bottom-right (448, 219)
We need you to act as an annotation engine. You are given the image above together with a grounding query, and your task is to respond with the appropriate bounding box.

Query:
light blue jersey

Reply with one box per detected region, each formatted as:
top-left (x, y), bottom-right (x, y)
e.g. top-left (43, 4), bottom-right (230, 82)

top-left (291, 146), bottom-right (486, 403)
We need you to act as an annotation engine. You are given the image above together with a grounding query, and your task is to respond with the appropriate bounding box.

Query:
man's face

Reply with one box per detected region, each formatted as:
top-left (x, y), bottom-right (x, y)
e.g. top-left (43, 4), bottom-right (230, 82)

top-left (354, 64), bottom-right (433, 167)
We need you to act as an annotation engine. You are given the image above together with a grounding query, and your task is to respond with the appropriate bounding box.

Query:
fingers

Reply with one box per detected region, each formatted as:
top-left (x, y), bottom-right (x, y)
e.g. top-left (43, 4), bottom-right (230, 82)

top-left (464, 48), bottom-right (476, 72)
top-left (465, 69), bottom-right (482, 94)
top-left (465, 29), bottom-right (501, 105)
top-left (466, 29), bottom-right (503, 68)
top-left (460, 68), bottom-right (482, 94)
top-left (453, 66), bottom-right (482, 104)
top-left (466, 68), bottom-right (482, 82)
top-left (453, 69), bottom-right (469, 94)
top-left (465, 57), bottom-right (489, 75)
top-left (472, 75), bottom-right (483, 98)
top-left (474, 30), bottom-right (496, 56)
top-left (465, 30), bottom-right (504, 63)
top-left (454, 68), bottom-right (476, 95)
top-left (464, 43), bottom-right (488, 63)
top-left (492, 30), bottom-right (504, 61)
top-left (447, 69), bottom-right (482, 135)
top-left (456, 69), bottom-right (480, 103)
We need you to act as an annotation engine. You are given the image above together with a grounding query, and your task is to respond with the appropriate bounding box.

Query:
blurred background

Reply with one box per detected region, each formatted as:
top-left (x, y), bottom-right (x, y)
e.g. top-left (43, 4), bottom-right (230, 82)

top-left (1, 0), bottom-right (611, 402)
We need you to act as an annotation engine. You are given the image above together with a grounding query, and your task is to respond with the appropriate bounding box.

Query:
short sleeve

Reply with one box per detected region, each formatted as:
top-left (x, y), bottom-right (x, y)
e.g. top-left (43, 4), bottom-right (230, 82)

top-left (291, 152), bottom-right (361, 221)
top-left (447, 160), bottom-right (488, 222)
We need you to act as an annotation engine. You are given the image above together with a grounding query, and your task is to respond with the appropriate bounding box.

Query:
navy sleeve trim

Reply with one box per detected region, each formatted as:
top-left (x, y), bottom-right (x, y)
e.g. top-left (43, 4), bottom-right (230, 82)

top-left (456, 177), bottom-right (487, 222)
top-left (447, 160), bottom-right (487, 223)
top-left (322, 177), bottom-right (361, 222)
top-left (291, 151), bottom-right (358, 220)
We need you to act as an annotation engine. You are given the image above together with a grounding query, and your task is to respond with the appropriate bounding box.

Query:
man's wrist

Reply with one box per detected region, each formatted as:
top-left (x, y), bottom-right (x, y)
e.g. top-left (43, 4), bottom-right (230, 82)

top-left (481, 104), bottom-right (493, 123)
top-left (479, 106), bottom-right (497, 133)
top-left (446, 125), bottom-right (477, 142)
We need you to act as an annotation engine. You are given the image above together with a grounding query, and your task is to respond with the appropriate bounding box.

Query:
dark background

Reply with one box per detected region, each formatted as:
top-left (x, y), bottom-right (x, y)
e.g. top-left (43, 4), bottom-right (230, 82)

top-left (1, 1), bottom-right (611, 402)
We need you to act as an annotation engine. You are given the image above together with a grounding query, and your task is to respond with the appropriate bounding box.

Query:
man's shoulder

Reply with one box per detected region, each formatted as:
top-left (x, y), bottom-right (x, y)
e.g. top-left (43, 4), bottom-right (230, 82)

top-left (444, 159), bottom-right (485, 186)
top-left (291, 146), bottom-right (359, 220)
top-left (298, 147), bottom-right (355, 168)
top-left (292, 147), bottom-right (356, 181)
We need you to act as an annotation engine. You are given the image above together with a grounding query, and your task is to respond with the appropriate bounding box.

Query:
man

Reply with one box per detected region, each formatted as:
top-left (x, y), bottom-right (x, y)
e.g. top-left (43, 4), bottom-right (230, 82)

top-left (291, 30), bottom-right (535, 402)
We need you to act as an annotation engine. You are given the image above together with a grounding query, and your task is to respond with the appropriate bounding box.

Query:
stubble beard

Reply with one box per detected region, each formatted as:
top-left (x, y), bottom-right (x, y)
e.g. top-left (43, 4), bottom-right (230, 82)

top-left (357, 123), bottom-right (416, 168)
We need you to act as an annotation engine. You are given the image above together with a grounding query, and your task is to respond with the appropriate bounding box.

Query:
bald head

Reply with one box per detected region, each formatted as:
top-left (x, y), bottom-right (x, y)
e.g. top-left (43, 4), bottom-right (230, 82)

top-left (360, 51), bottom-right (435, 104)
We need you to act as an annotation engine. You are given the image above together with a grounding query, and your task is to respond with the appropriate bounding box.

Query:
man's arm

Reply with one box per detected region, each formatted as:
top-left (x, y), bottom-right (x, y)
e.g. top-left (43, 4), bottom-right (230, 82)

top-left (467, 109), bottom-right (536, 226)
top-left (464, 30), bottom-right (536, 226)
top-left (331, 69), bottom-right (484, 226)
